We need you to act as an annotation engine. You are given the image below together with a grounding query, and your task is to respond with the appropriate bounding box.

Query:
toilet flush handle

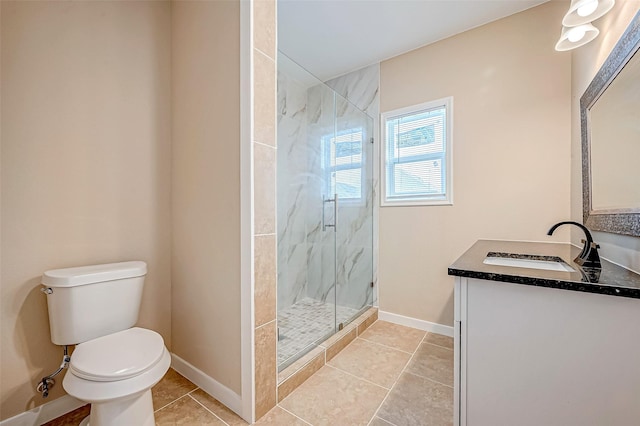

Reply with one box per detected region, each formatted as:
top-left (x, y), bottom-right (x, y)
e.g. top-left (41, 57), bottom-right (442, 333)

top-left (41, 287), bottom-right (53, 294)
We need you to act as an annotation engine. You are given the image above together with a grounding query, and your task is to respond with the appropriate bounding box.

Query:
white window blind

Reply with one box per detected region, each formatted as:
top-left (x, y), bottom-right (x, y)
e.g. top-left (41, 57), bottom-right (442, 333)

top-left (381, 97), bottom-right (453, 206)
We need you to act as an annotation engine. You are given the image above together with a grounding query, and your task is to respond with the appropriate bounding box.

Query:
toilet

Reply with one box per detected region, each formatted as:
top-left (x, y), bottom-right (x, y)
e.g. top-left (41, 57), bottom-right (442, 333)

top-left (41, 261), bottom-right (170, 426)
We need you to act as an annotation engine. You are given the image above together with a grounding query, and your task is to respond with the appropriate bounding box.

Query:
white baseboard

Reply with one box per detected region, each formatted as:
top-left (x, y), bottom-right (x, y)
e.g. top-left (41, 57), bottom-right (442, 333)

top-left (170, 353), bottom-right (244, 420)
top-left (0, 394), bottom-right (85, 426)
top-left (378, 310), bottom-right (454, 337)
top-left (0, 355), bottom-right (246, 426)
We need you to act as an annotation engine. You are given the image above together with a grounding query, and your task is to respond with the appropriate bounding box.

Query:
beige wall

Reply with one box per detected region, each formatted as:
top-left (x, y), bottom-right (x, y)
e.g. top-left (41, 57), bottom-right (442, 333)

top-left (0, 1), bottom-right (171, 421)
top-left (570, 2), bottom-right (640, 272)
top-left (171, 0), bottom-right (242, 395)
top-left (379, 2), bottom-right (572, 327)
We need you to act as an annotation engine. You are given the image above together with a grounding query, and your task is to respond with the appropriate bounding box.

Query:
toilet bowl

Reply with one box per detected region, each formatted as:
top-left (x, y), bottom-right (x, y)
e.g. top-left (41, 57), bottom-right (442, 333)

top-left (63, 328), bottom-right (171, 426)
top-left (41, 261), bottom-right (169, 426)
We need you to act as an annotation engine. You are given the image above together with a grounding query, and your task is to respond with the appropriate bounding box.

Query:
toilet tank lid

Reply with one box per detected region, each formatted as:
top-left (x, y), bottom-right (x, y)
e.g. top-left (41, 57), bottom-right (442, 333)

top-left (42, 261), bottom-right (147, 288)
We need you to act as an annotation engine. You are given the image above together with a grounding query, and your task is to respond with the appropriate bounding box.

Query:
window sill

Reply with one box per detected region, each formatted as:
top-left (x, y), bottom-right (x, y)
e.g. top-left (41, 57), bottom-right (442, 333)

top-left (380, 198), bottom-right (453, 207)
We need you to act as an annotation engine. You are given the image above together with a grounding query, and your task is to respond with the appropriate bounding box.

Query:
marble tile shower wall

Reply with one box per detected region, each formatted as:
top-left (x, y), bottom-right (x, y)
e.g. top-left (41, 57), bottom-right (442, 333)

top-left (277, 71), bottom-right (310, 311)
top-left (277, 63), bottom-right (380, 313)
top-left (325, 64), bottom-right (380, 120)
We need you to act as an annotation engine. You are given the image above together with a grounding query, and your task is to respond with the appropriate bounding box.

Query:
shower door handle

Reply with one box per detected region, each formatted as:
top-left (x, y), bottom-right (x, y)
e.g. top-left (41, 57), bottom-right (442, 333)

top-left (322, 193), bottom-right (338, 232)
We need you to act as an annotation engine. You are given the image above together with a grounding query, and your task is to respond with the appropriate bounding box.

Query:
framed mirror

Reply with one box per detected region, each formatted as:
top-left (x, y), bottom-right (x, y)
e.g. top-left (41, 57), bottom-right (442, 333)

top-left (581, 11), bottom-right (640, 236)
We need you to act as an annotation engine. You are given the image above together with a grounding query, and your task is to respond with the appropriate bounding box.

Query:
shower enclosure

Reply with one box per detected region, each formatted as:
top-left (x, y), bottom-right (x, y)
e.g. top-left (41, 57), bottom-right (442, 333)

top-left (277, 52), bottom-right (374, 370)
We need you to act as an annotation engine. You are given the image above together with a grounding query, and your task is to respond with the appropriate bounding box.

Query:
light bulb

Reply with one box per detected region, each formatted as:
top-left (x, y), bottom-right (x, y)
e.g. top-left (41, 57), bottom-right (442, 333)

top-left (568, 27), bottom-right (586, 42)
top-left (555, 23), bottom-right (599, 51)
top-left (577, 0), bottom-right (598, 17)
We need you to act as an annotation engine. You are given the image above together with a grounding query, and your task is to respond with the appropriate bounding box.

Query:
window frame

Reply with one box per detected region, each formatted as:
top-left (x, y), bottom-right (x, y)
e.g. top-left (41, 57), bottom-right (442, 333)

top-left (322, 126), bottom-right (366, 203)
top-left (380, 97), bottom-right (453, 207)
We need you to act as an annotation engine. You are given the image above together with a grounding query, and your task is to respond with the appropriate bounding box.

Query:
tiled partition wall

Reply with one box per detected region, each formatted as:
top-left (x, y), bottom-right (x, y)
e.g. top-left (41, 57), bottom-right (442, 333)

top-left (252, 0), bottom-right (278, 421)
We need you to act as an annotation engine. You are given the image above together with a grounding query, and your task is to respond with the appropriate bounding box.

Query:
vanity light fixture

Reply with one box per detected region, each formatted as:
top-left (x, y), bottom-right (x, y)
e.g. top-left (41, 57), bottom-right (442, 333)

top-left (562, 0), bottom-right (615, 27)
top-left (555, 0), bottom-right (614, 51)
top-left (555, 23), bottom-right (600, 51)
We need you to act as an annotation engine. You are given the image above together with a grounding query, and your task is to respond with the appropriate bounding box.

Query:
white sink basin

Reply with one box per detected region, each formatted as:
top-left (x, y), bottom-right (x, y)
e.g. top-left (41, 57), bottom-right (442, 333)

top-left (483, 256), bottom-right (575, 272)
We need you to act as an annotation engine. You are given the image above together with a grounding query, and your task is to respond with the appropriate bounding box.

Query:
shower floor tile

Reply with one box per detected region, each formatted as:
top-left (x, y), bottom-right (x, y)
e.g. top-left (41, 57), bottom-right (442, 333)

top-left (277, 298), bottom-right (359, 367)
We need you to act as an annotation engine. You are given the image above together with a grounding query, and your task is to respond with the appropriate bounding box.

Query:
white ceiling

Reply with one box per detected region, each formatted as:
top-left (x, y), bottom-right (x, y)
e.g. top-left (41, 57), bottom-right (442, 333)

top-left (278, 0), bottom-right (550, 81)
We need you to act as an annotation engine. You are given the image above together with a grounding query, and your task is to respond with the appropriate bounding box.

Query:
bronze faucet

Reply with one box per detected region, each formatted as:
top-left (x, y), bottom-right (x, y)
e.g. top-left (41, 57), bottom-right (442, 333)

top-left (547, 221), bottom-right (601, 269)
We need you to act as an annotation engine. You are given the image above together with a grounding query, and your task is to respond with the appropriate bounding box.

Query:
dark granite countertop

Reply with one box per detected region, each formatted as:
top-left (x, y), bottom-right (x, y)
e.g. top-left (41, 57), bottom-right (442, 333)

top-left (448, 240), bottom-right (640, 299)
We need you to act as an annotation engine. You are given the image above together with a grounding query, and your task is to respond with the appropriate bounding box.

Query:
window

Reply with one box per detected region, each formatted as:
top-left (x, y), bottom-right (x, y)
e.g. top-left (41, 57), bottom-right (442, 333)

top-left (322, 127), bottom-right (364, 201)
top-left (381, 97), bottom-right (453, 206)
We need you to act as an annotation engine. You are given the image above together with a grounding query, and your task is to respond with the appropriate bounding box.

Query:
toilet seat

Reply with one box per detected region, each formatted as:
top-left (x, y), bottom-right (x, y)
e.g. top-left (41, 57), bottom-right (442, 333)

top-left (70, 327), bottom-right (164, 382)
top-left (64, 346), bottom-right (171, 404)
top-left (63, 327), bottom-right (171, 405)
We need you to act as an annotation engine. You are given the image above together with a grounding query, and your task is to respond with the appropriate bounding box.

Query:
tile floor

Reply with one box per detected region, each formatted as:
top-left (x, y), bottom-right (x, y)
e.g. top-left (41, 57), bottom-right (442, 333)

top-left (44, 320), bottom-right (454, 426)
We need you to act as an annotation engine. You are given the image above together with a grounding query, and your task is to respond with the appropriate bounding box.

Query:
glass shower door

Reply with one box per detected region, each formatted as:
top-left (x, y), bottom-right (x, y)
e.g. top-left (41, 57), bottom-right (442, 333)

top-left (276, 51), bottom-right (374, 371)
top-left (331, 94), bottom-right (375, 327)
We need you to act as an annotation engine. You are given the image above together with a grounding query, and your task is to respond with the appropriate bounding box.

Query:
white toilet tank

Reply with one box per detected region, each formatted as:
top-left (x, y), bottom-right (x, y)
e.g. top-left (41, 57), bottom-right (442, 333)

top-left (42, 261), bottom-right (147, 345)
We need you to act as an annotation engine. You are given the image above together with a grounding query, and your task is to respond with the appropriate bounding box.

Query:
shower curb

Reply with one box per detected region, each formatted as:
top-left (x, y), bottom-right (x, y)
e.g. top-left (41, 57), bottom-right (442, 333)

top-left (276, 307), bottom-right (378, 402)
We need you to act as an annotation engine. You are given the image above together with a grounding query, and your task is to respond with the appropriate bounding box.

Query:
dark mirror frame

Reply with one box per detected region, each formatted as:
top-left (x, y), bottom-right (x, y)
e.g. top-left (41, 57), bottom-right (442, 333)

top-left (581, 11), bottom-right (640, 237)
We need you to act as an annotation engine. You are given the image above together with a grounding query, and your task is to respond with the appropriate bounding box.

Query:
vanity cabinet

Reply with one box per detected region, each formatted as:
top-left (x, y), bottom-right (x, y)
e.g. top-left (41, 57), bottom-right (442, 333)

top-left (454, 277), bottom-right (640, 425)
top-left (450, 241), bottom-right (640, 426)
